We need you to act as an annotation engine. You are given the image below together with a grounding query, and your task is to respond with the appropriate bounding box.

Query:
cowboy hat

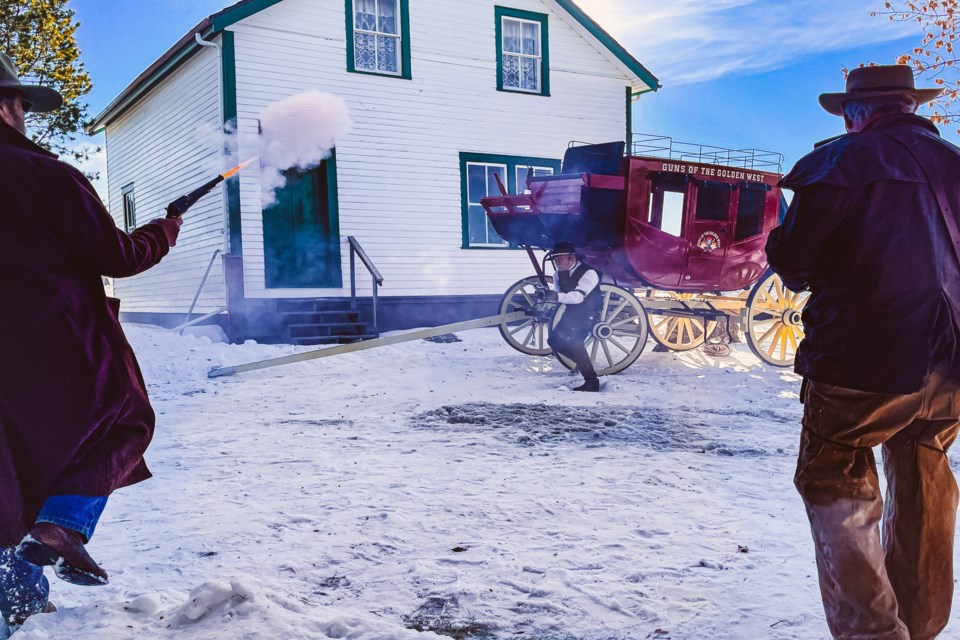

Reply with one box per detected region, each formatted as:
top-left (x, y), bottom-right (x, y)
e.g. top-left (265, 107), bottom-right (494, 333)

top-left (818, 64), bottom-right (942, 116)
top-left (547, 241), bottom-right (576, 261)
top-left (0, 52), bottom-right (63, 112)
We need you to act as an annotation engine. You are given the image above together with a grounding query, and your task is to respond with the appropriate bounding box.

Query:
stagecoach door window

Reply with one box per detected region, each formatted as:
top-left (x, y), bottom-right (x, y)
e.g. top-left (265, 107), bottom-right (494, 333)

top-left (694, 182), bottom-right (731, 222)
top-left (735, 187), bottom-right (766, 241)
top-left (467, 162), bottom-right (510, 247)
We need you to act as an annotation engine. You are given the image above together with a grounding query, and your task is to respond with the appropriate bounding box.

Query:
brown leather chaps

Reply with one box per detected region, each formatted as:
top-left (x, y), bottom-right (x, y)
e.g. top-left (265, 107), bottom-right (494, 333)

top-left (796, 363), bottom-right (960, 640)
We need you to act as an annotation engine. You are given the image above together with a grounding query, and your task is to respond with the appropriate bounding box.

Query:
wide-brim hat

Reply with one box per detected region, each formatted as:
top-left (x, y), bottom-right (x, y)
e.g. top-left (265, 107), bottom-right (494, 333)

top-left (818, 64), bottom-right (942, 116)
top-left (547, 241), bottom-right (576, 260)
top-left (0, 52), bottom-right (62, 112)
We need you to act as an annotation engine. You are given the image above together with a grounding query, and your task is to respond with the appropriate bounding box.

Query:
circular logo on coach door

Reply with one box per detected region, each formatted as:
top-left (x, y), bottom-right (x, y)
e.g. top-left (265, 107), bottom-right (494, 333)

top-left (697, 231), bottom-right (722, 252)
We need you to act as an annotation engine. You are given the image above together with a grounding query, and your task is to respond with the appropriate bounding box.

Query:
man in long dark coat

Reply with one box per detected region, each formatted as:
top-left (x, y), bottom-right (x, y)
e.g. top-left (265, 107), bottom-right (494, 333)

top-left (766, 65), bottom-right (960, 639)
top-left (0, 54), bottom-right (181, 626)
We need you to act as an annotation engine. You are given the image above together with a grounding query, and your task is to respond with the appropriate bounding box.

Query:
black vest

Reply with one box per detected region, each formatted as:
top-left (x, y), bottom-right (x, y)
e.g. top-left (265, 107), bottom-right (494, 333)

top-left (558, 262), bottom-right (602, 325)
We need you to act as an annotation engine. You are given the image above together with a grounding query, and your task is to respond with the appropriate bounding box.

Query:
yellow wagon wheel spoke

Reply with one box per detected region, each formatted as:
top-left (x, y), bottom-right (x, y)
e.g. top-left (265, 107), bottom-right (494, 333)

top-left (746, 272), bottom-right (810, 367)
top-left (647, 312), bottom-right (708, 351)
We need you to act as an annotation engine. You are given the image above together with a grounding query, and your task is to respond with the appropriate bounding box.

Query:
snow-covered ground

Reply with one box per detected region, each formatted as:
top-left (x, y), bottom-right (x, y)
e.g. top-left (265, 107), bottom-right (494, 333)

top-left (9, 324), bottom-right (960, 639)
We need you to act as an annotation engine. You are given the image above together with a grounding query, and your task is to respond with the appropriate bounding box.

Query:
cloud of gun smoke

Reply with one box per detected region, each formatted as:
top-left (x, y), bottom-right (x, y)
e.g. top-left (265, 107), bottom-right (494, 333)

top-left (258, 92), bottom-right (352, 206)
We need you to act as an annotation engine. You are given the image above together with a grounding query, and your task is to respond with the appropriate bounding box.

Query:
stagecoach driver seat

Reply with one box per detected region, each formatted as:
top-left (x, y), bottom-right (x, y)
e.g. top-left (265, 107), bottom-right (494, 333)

top-left (544, 241), bottom-right (603, 392)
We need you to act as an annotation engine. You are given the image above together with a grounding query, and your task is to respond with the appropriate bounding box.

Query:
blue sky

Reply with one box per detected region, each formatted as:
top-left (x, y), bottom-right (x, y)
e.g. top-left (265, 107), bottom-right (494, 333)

top-left (69, 0), bottom-right (947, 182)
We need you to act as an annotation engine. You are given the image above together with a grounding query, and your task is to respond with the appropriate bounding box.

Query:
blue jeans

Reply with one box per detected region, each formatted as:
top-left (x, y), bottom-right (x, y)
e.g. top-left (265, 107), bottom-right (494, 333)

top-left (0, 547), bottom-right (48, 626)
top-left (35, 494), bottom-right (107, 542)
top-left (0, 495), bottom-right (107, 625)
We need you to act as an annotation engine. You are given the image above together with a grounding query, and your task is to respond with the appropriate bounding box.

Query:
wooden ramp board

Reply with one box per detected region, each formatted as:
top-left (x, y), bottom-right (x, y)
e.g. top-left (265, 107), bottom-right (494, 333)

top-left (208, 311), bottom-right (529, 378)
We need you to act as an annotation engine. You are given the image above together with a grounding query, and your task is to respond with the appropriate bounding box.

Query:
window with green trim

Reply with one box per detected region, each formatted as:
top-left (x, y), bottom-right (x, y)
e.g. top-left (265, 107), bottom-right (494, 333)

top-left (496, 7), bottom-right (549, 95)
top-left (121, 183), bottom-right (136, 232)
top-left (347, 0), bottom-right (411, 78)
top-left (460, 153), bottom-right (560, 248)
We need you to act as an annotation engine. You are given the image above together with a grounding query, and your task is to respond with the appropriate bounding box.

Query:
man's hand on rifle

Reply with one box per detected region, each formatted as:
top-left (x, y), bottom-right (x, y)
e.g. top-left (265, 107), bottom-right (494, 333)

top-left (148, 217), bottom-right (182, 248)
top-left (534, 284), bottom-right (559, 303)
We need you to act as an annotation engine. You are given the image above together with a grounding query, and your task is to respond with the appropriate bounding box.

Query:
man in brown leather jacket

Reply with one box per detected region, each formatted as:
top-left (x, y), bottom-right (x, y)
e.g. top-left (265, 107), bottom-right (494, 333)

top-left (767, 65), bottom-right (960, 640)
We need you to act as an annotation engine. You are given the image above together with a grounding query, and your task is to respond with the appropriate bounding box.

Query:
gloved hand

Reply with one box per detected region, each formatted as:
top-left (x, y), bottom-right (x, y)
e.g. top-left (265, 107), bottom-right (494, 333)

top-left (542, 289), bottom-right (559, 303)
top-left (148, 217), bottom-right (182, 248)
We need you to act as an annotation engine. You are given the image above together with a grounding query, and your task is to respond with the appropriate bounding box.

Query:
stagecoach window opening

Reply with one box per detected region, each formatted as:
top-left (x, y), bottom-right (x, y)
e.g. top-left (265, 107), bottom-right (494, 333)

top-left (467, 162), bottom-right (510, 247)
top-left (648, 173), bottom-right (687, 238)
top-left (121, 183), bottom-right (136, 233)
top-left (501, 16), bottom-right (542, 93)
top-left (695, 181), bottom-right (732, 222)
top-left (648, 186), bottom-right (685, 238)
top-left (735, 185), bottom-right (767, 241)
top-left (353, 0), bottom-right (401, 75)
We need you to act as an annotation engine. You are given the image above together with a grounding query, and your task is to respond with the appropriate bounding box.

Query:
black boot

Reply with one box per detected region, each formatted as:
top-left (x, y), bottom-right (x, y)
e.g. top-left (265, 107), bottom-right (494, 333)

top-left (574, 377), bottom-right (600, 392)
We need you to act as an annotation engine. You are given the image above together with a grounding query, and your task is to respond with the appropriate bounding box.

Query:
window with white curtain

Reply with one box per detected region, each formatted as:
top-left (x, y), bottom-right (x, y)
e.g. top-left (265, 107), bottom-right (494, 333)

top-left (495, 7), bottom-right (549, 95)
top-left (501, 17), bottom-right (541, 92)
top-left (353, 0), bottom-right (401, 75)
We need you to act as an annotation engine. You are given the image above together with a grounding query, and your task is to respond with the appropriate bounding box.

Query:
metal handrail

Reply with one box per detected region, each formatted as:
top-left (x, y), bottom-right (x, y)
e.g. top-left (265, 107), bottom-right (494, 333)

top-left (176, 248), bottom-right (223, 335)
top-left (630, 134), bottom-right (783, 172)
top-left (347, 236), bottom-right (383, 333)
top-left (568, 136), bottom-right (784, 173)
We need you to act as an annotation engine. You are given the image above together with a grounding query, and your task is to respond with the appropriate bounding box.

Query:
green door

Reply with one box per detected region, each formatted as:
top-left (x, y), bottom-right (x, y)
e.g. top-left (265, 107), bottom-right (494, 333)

top-left (262, 158), bottom-right (342, 288)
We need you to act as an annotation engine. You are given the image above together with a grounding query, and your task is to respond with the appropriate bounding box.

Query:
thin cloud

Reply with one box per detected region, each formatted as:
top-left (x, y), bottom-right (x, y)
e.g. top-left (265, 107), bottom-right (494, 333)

top-left (572, 0), bottom-right (922, 85)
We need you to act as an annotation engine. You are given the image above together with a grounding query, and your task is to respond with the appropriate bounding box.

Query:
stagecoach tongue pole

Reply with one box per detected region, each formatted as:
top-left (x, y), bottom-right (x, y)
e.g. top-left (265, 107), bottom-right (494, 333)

top-left (207, 311), bottom-right (529, 378)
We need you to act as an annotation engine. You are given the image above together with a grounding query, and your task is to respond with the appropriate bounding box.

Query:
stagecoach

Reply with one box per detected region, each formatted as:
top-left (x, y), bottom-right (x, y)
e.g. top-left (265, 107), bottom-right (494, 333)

top-left (481, 137), bottom-right (809, 376)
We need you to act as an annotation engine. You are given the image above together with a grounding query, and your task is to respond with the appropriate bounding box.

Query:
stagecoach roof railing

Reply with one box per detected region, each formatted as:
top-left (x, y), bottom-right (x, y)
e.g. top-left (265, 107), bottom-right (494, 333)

top-left (628, 134), bottom-right (783, 173)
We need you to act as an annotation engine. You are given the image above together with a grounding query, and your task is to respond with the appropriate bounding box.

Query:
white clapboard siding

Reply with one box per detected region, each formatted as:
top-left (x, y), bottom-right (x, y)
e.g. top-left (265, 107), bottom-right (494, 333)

top-left (104, 44), bottom-right (228, 314)
top-left (230, 0), bottom-right (633, 299)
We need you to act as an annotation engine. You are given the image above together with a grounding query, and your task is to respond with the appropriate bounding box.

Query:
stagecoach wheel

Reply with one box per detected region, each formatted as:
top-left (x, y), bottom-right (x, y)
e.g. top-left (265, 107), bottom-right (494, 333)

top-left (552, 284), bottom-right (649, 376)
top-left (498, 276), bottom-right (553, 356)
top-left (644, 292), bottom-right (716, 351)
top-left (745, 272), bottom-right (810, 367)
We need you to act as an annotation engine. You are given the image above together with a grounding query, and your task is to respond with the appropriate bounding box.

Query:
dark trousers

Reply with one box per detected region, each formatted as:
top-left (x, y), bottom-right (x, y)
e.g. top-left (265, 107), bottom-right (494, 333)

top-left (796, 362), bottom-right (960, 640)
top-left (548, 319), bottom-right (597, 381)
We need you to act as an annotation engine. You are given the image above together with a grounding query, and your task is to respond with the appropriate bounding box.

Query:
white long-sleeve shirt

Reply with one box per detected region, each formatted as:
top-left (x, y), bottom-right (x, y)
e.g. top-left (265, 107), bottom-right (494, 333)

top-left (552, 261), bottom-right (600, 305)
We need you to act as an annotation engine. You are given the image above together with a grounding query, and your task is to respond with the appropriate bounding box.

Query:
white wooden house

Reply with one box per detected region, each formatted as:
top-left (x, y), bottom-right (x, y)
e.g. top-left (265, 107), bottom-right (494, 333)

top-left (89, 0), bottom-right (659, 343)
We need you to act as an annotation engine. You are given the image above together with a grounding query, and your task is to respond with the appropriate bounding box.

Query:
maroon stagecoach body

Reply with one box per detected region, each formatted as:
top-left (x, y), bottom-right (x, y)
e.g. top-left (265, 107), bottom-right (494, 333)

top-left (481, 141), bottom-right (785, 293)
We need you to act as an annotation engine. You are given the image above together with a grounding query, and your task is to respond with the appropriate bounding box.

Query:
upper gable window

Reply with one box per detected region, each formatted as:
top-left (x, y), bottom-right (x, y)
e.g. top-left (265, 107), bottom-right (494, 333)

top-left (347, 0), bottom-right (411, 79)
top-left (496, 7), bottom-right (550, 96)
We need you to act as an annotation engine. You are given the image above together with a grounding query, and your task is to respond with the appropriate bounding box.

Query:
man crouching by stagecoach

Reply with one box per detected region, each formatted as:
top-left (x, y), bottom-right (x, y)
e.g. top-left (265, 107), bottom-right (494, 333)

top-left (540, 241), bottom-right (602, 392)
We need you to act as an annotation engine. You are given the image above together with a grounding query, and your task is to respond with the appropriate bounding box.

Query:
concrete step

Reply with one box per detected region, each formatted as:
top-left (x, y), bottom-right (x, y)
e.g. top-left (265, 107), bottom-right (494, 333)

top-left (288, 322), bottom-right (370, 338)
top-left (281, 311), bottom-right (362, 325)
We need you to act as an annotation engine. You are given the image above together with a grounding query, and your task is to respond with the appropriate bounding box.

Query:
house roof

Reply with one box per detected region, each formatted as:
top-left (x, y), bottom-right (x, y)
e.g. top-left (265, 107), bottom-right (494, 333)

top-left (88, 0), bottom-right (660, 134)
